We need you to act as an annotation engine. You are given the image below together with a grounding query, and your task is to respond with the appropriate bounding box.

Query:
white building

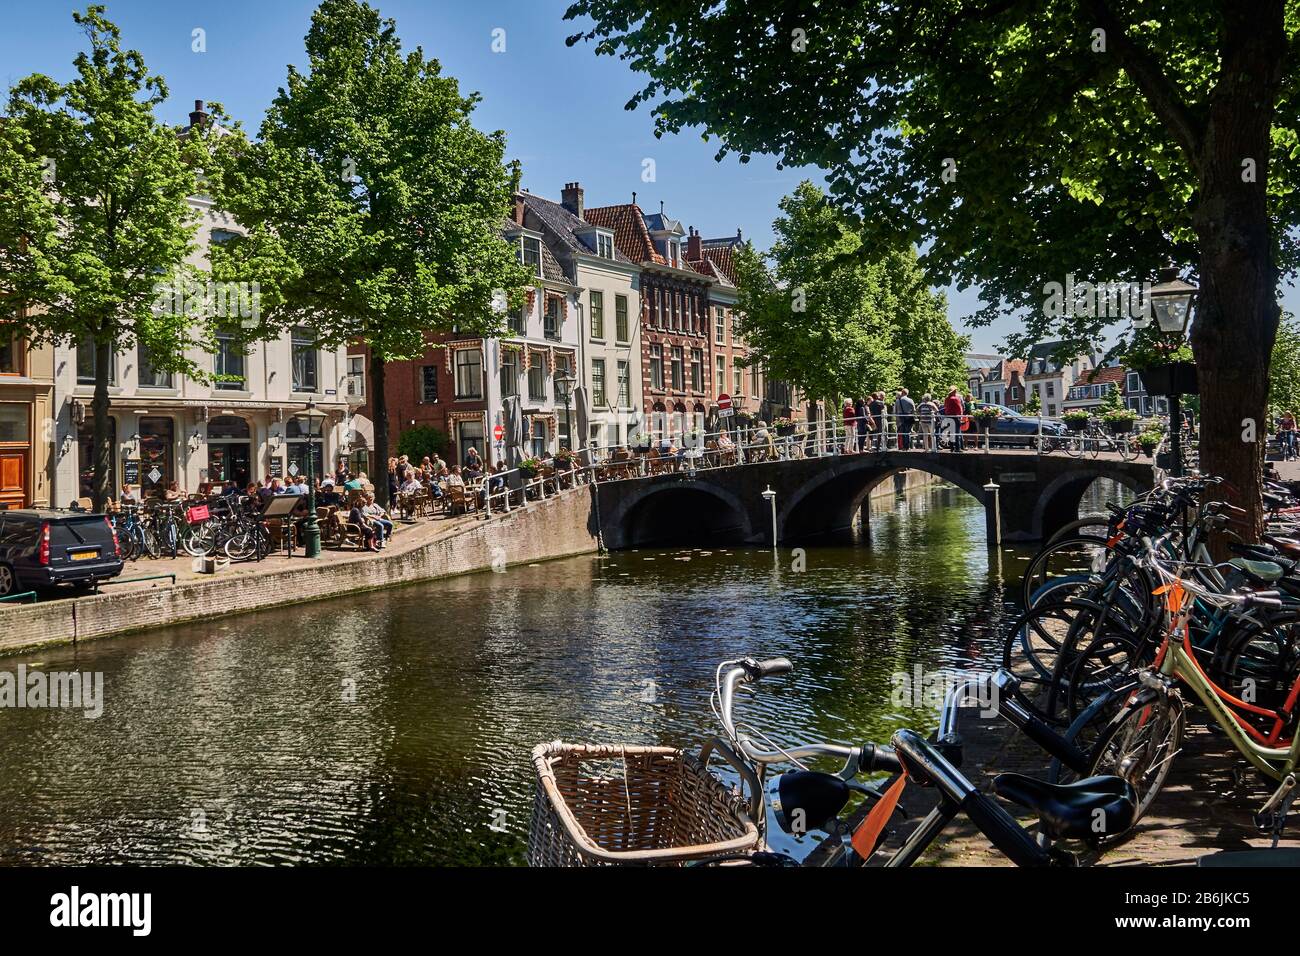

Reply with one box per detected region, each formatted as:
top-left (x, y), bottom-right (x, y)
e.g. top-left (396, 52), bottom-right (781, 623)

top-left (53, 193), bottom-right (351, 504)
top-left (518, 186), bottom-right (643, 452)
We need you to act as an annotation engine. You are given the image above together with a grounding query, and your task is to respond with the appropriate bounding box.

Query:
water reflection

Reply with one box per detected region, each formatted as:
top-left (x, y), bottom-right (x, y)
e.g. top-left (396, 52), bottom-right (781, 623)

top-left (0, 477), bottom-right (1127, 865)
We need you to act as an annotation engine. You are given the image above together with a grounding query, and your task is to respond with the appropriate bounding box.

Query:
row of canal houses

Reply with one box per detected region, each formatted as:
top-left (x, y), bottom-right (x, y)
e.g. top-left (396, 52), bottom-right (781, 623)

top-left (0, 99), bottom-right (799, 510)
top-left (351, 183), bottom-right (799, 469)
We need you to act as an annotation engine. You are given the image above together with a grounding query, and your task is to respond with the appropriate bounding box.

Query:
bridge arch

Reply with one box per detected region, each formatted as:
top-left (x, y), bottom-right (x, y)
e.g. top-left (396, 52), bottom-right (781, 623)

top-left (778, 458), bottom-right (989, 542)
top-left (609, 481), bottom-right (753, 548)
top-left (1032, 467), bottom-right (1148, 540)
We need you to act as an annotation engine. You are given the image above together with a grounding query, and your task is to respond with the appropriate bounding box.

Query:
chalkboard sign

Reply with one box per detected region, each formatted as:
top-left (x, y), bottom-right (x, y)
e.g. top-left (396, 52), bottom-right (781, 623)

top-left (269, 458), bottom-right (283, 479)
top-left (123, 459), bottom-right (140, 485)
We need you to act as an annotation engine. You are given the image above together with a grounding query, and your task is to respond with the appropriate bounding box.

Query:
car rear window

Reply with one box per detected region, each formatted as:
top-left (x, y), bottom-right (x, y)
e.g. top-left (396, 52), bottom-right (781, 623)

top-left (49, 517), bottom-right (113, 548)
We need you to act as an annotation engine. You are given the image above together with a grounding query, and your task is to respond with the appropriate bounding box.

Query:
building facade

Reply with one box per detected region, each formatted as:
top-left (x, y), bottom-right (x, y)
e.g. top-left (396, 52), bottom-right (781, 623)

top-left (1023, 342), bottom-right (1096, 419)
top-left (1064, 365), bottom-right (1126, 412)
top-left (0, 310), bottom-right (55, 508)
top-left (519, 185), bottom-right (643, 452)
top-left (52, 194), bottom-right (352, 504)
top-left (585, 200), bottom-right (716, 440)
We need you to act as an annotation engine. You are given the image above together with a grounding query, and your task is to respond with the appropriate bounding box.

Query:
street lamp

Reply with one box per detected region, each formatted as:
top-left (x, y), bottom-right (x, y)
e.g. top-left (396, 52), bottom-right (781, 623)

top-left (1136, 261), bottom-right (1199, 477)
top-left (301, 399), bottom-right (328, 558)
top-left (555, 369), bottom-right (576, 452)
top-left (761, 485), bottom-right (777, 552)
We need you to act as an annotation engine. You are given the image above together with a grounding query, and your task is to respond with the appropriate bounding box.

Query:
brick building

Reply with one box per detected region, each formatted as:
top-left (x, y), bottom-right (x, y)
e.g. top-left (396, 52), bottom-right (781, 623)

top-left (584, 200), bottom-right (715, 439)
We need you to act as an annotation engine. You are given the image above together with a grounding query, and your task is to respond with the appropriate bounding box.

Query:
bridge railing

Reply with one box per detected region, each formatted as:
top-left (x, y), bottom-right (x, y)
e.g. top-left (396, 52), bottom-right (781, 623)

top-left (533, 409), bottom-right (1171, 489)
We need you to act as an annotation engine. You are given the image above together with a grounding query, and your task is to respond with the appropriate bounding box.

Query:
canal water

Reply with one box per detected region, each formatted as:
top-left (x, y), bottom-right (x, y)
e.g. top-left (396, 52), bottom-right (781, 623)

top-left (0, 479), bottom-right (1124, 865)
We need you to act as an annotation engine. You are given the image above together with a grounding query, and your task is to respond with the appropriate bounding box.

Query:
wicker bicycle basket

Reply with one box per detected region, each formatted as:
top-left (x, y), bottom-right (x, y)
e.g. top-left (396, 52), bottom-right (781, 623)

top-left (528, 741), bottom-right (760, 866)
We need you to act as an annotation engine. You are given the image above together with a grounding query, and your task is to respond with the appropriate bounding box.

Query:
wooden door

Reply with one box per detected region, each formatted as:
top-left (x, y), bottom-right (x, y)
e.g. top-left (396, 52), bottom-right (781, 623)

top-left (0, 451), bottom-right (26, 510)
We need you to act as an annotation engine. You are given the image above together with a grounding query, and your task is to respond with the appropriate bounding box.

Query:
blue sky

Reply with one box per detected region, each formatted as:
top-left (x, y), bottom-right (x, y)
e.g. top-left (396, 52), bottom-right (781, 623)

top-left (2, 0), bottom-right (1295, 352)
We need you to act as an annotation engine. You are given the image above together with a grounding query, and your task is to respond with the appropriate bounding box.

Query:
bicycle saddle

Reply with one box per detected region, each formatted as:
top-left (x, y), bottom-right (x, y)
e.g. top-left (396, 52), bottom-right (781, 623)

top-left (992, 773), bottom-right (1136, 843)
top-left (1227, 557), bottom-right (1287, 584)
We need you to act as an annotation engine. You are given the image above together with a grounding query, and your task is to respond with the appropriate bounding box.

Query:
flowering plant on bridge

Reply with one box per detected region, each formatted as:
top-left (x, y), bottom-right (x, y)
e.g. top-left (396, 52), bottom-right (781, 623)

top-left (1102, 408), bottom-right (1140, 434)
top-left (772, 417), bottom-right (797, 436)
top-left (518, 457), bottom-right (542, 478)
top-left (1138, 428), bottom-right (1163, 455)
top-left (1062, 410), bottom-right (1091, 432)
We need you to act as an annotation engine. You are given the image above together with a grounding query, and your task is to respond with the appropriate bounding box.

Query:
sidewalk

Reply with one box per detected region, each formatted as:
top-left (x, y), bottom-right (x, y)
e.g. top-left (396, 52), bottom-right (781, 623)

top-left (98, 508), bottom-right (483, 594)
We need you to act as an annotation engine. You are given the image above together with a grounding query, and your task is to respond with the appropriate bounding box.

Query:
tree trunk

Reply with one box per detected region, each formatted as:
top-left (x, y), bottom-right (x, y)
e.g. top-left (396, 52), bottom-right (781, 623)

top-left (92, 337), bottom-right (112, 512)
top-left (1189, 2), bottom-right (1286, 547)
top-left (370, 351), bottom-right (390, 508)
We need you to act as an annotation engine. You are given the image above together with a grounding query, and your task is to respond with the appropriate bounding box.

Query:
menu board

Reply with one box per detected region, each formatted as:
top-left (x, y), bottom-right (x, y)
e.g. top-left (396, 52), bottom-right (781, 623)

top-left (269, 457), bottom-right (283, 479)
top-left (123, 459), bottom-right (140, 486)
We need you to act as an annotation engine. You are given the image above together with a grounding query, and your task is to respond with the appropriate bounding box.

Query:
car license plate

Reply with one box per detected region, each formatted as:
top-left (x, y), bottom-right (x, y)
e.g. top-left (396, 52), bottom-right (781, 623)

top-left (69, 550), bottom-right (98, 562)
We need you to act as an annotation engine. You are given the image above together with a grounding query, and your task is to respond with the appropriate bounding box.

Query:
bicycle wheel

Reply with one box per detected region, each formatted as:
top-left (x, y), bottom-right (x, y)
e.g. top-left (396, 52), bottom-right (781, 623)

top-left (1020, 535), bottom-right (1109, 609)
top-left (1002, 598), bottom-right (1107, 723)
top-left (223, 530), bottom-right (257, 562)
top-left (1064, 436), bottom-right (1084, 459)
top-left (1086, 688), bottom-right (1184, 830)
top-left (140, 525), bottom-right (161, 560)
top-left (181, 524), bottom-right (210, 557)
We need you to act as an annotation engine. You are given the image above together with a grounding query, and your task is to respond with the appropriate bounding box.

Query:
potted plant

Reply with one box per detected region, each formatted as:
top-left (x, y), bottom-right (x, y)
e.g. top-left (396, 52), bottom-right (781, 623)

top-left (1102, 407), bottom-right (1139, 435)
top-left (1061, 410), bottom-right (1090, 432)
top-left (553, 447), bottom-right (576, 471)
top-left (972, 406), bottom-right (1001, 431)
top-left (518, 456), bottom-right (542, 478)
top-left (773, 416), bottom-right (796, 437)
top-left (1138, 428), bottom-right (1162, 457)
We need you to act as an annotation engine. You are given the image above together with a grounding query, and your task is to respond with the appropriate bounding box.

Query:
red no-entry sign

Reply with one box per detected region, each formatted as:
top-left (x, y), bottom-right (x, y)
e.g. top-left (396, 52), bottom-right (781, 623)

top-left (493, 424), bottom-right (504, 442)
top-left (718, 393), bottom-right (732, 410)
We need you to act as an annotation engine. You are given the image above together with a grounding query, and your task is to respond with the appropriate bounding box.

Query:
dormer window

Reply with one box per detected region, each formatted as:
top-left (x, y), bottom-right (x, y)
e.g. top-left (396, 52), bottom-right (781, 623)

top-left (520, 237), bottom-right (542, 278)
top-left (597, 233), bottom-right (614, 259)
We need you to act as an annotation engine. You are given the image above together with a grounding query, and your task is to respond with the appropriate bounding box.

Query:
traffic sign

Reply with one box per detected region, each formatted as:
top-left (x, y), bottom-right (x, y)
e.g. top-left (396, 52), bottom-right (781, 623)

top-left (717, 393), bottom-right (732, 410)
top-left (493, 424), bottom-right (504, 442)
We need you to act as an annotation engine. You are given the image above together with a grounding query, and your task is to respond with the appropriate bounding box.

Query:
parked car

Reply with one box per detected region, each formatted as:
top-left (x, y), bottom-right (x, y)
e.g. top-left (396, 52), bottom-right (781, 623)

top-left (0, 510), bottom-right (124, 597)
top-left (979, 403), bottom-right (1069, 448)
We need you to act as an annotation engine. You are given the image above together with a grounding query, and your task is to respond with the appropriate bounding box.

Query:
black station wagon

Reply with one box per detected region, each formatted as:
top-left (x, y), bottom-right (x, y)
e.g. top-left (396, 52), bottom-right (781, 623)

top-left (0, 510), bottom-right (124, 597)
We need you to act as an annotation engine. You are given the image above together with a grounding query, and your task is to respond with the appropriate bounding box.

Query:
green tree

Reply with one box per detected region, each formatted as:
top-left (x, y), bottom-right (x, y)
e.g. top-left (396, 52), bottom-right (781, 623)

top-left (0, 6), bottom-right (206, 510)
top-left (566, 0), bottom-right (1299, 537)
top-left (1270, 313), bottom-right (1300, 415)
top-left (1024, 391), bottom-right (1043, 415)
top-left (207, 0), bottom-right (529, 504)
top-left (735, 181), bottom-right (965, 404)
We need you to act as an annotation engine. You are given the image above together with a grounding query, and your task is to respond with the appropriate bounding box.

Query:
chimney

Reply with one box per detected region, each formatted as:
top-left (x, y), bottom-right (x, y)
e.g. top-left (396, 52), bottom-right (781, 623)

top-left (512, 193), bottom-right (526, 226)
top-left (736, 227), bottom-right (743, 242)
top-left (686, 226), bottom-right (702, 261)
top-left (188, 99), bottom-right (210, 129)
top-left (561, 182), bottom-right (584, 219)
top-left (631, 191), bottom-right (637, 207)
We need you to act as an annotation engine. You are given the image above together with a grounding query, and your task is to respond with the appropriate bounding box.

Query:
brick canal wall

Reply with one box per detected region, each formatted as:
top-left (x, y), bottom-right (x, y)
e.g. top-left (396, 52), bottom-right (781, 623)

top-left (0, 488), bottom-right (600, 657)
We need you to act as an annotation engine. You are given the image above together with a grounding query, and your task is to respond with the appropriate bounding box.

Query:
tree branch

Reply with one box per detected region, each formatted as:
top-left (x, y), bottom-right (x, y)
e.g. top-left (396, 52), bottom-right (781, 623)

top-left (1083, 0), bottom-right (1204, 172)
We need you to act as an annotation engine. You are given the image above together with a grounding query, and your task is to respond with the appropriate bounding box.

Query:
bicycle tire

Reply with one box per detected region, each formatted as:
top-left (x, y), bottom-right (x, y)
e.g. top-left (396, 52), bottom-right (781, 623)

top-left (1085, 688), bottom-right (1184, 832)
top-left (1020, 535), bottom-right (1109, 609)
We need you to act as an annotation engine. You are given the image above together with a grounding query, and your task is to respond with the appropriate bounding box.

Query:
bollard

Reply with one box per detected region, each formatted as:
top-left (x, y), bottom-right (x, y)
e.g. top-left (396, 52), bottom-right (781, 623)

top-left (984, 480), bottom-right (1002, 546)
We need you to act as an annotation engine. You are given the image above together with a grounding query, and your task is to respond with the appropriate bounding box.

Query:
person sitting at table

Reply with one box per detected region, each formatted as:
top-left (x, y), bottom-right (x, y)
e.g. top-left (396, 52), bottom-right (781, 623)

top-left (343, 472), bottom-right (366, 492)
top-left (347, 500), bottom-right (380, 552)
top-left (445, 466), bottom-right (466, 489)
top-left (465, 446), bottom-right (483, 473)
top-left (363, 494), bottom-right (394, 548)
top-left (487, 461), bottom-right (507, 494)
top-left (317, 478), bottom-right (343, 507)
top-left (399, 473), bottom-right (423, 495)
top-left (120, 481), bottom-right (141, 505)
top-left (164, 479), bottom-right (185, 502)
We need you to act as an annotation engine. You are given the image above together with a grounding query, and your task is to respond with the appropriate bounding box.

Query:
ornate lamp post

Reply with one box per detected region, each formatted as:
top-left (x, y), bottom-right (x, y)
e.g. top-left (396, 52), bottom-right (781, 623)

top-left (1135, 262), bottom-right (1198, 476)
top-left (301, 399), bottom-right (327, 558)
top-left (555, 369), bottom-right (575, 452)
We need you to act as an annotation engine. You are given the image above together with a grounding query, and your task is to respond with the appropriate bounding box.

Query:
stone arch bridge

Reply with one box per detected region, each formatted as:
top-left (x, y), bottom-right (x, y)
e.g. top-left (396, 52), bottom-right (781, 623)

top-left (593, 450), bottom-right (1152, 550)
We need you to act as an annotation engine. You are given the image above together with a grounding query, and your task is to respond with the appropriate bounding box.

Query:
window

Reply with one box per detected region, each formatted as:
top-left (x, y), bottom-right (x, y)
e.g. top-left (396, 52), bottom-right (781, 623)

top-left (346, 356), bottom-right (365, 400)
top-left (291, 326), bottom-right (318, 392)
top-left (457, 419), bottom-right (485, 466)
top-left (528, 356), bottom-right (546, 401)
top-left (76, 337), bottom-right (116, 386)
top-left (1047, 404), bottom-right (1057, 417)
top-left (597, 233), bottom-right (614, 259)
top-left (750, 365), bottom-right (759, 396)
top-left (544, 297), bottom-right (561, 341)
top-left (715, 306), bottom-right (725, 344)
top-left (1126, 372), bottom-right (1140, 393)
top-left (521, 237), bottom-right (542, 277)
top-left (137, 342), bottom-right (172, 388)
top-left (734, 366), bottom-right (743, 395)
top-left (690, 348), bottom-right (703, 391)
top-left (617, 360), bottom-right (630, 408)
top-left (0, 325), bottom-right (21, 375)
top-left (285, 415), bottom-right (322, 483)
top-left (649, 344), bottom-right (663, 390)
top-left (421, 365), bottom-right (440, 403)
top-left (671, 346), bottom-right (684, 390)
top-left (211, 228), bottom-right (240, 245)
top-left (507, 303), bottom-right (525, 335)
top-left (654, 289), bottom-right (663, 328)
top-left (214, 332), bottom-right (244, 390)
top-left (591, 358), bottom-right (606, 408)
top-left (554, 354), bottom-right (572, 402)
top-left (530, 419), bottom-right (547, 458)
top-left (590, 290), bottom-right (604, 340)
top-left (615, 295), bottom-right (629, 343)
top-left (716, 356), bottom-right (725, 393)
top-left (0, 403), bottom-right (29, 443)
top-left (454, 349), bottom-right (482, 399)
top-left (500, 349), bottom-right (518, 397)
top-left (1046, 381), bottom-right (1055, 398)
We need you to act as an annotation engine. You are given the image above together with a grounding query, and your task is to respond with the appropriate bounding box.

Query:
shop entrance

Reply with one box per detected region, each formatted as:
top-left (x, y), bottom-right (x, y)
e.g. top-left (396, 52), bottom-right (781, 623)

top-left (206, 415), bottom-right (252, 487)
